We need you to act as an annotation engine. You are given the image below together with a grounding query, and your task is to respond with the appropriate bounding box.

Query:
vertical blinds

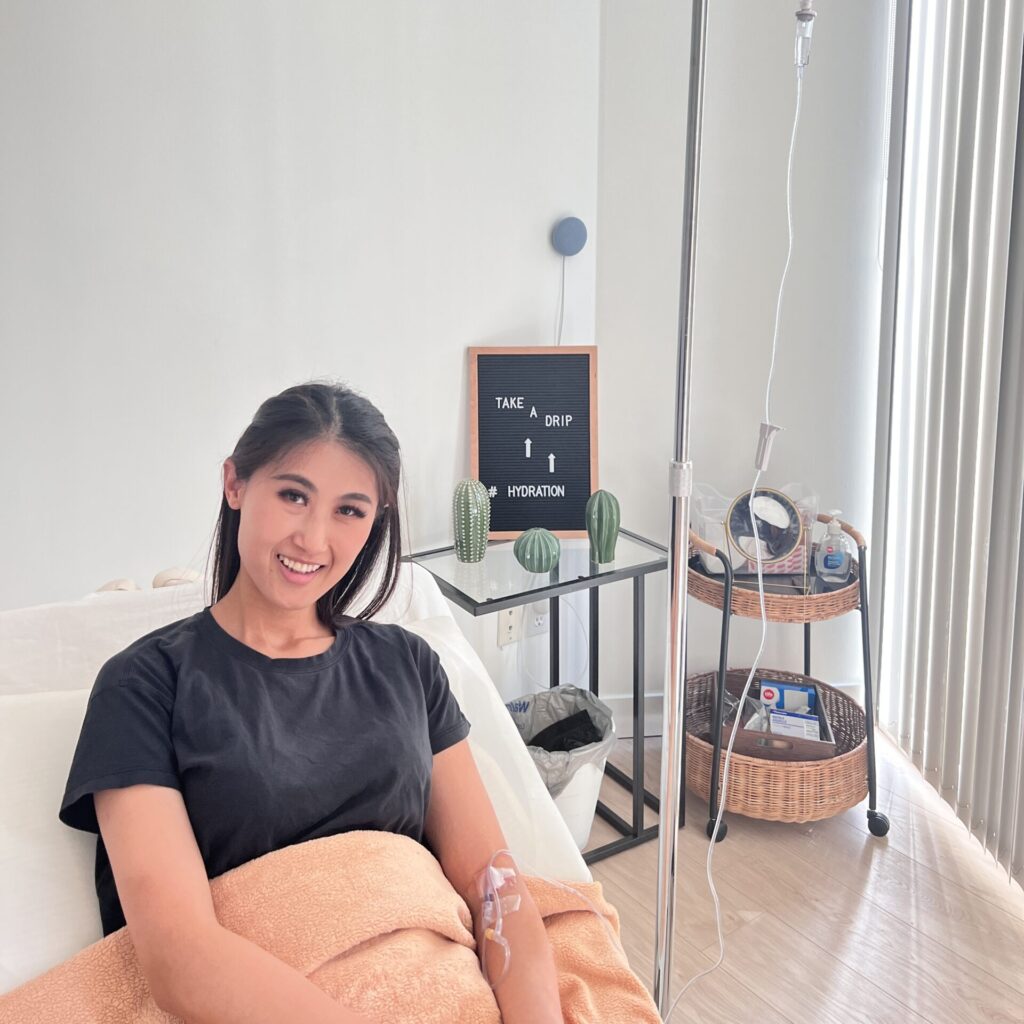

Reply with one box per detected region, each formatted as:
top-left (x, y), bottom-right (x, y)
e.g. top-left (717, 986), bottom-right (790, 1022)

top-left (878, 0), bottom-right (1024, 883)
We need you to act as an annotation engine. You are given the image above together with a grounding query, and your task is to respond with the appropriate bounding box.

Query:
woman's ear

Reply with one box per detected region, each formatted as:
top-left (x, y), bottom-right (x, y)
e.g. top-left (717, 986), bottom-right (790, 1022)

top-left (223, 458), bottom-right (245, 510)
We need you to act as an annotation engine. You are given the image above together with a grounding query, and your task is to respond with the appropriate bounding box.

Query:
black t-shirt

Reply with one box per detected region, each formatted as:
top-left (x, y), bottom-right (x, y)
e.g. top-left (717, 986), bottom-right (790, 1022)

top-left (58, 606), bottom-right (471, 937)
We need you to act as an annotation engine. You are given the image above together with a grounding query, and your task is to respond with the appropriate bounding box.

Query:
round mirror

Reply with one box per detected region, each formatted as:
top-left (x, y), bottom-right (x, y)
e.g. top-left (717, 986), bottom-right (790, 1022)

top-left (725, 487), bottom-right (802, 566)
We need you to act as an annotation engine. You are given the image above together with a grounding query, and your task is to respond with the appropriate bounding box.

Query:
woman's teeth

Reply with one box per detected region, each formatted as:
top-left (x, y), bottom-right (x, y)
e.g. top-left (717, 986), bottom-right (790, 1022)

top-left (277, 554), bottom-right (322, 574)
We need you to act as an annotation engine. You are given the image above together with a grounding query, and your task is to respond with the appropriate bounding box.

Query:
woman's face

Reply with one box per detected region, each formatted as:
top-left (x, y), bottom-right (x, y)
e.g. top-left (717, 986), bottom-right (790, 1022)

top-left (223, 440), bottom-right (381, 613)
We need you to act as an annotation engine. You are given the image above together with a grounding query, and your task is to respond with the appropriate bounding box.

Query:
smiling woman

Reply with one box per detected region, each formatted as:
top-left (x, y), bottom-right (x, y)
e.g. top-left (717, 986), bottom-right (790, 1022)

top-left (207, 381), bottom-right (404, 646)
top-left (211, 437), bottom-right (387, 653)
top-left (57, 379), bottom-right (565, 1024)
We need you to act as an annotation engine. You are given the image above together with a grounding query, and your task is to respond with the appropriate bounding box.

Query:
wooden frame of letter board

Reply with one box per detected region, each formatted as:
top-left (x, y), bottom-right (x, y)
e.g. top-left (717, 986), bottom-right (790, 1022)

top-left (469, 346), bottom-right (598, 539)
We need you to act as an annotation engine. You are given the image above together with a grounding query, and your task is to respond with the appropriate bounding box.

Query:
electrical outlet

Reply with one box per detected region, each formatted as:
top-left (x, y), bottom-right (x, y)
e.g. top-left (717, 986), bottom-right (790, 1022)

top-left (497, 606), bottom-right (523, 647)
top-left (524, 602), bottom-right (549, 638)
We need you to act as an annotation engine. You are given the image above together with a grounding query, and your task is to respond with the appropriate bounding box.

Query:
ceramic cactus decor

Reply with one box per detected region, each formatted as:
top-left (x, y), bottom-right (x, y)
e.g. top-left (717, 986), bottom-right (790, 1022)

top-left (514, 528), bottom-right (560, 572)
top-left (586, 489), bottom-right (620, 563)
top-left (452, 479), bottom-right (490, 563)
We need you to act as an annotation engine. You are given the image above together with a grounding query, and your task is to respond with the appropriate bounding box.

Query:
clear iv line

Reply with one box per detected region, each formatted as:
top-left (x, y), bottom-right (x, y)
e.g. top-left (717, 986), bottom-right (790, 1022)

top-left (665, 47), bottom-right (807, 1023)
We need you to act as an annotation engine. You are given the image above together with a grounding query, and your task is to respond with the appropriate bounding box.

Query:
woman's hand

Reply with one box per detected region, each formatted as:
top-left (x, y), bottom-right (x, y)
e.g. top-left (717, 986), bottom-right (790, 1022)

top-left (424, 740), bottom-right (564, 1024)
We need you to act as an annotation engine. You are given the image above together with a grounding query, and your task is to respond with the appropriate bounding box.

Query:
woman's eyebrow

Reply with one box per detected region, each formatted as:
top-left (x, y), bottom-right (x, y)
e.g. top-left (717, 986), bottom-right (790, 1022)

top-left (271, 473), bottom-right (374, 504)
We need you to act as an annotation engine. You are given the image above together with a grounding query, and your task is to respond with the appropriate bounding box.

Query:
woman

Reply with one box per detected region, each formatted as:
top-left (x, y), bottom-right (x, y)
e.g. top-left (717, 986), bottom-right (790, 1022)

top-left (59, 380), bottom-right (564, 1023)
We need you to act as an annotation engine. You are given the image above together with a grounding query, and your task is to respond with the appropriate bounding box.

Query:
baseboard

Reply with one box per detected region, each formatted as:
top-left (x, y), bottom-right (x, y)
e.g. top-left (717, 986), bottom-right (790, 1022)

top-left (602, 678), bottom-right (865, 740)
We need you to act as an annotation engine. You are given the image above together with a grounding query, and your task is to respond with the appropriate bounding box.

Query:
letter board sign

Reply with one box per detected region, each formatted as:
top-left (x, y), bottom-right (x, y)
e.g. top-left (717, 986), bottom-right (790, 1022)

top-left (469, 346), bottom-right (598, 538)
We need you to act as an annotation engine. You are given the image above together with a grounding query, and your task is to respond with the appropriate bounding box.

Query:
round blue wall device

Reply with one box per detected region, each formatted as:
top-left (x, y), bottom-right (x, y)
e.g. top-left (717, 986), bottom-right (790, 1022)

top-left (551, 217), bottom-right (587, 256)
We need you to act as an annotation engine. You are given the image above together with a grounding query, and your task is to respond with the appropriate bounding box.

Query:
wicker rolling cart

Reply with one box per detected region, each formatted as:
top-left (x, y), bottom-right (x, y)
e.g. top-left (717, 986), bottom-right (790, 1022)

top-left (686, 514), bottom-right (891, 841)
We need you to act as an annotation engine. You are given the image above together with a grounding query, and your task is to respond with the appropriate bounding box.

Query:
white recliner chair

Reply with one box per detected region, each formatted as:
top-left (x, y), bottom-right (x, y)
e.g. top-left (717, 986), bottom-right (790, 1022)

top-left (0, 562), bottom-right (589, 995)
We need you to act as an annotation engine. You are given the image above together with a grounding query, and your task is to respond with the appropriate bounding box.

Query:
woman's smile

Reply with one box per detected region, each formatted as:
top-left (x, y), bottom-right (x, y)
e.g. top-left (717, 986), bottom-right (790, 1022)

top-left (275, 552), bottom-right (327, 584)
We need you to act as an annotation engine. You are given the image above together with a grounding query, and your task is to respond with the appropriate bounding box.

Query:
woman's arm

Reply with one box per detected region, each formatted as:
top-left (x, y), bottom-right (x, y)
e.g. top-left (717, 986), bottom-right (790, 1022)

top-left (95, 786), bottom-right (375, 1024)
top-left (166, 922), bottom-right (378, 1024)
top-left (424, 739), bottom-right (563, 1024)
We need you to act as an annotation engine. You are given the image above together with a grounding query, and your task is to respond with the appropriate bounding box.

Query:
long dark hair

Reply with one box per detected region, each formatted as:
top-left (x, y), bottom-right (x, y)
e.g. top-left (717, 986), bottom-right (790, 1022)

top-left (207, 380), bottom-right (402, 627)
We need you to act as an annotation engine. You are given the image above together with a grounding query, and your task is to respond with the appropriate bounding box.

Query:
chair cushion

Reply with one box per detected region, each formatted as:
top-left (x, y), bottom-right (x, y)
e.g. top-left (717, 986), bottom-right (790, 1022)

top-left (0, 691), bottom-right (99, 992)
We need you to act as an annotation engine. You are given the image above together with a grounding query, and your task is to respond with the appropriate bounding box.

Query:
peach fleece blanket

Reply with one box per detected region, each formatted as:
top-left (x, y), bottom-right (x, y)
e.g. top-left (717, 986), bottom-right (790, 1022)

top-left (0, 830), bottom-right (661, 1023)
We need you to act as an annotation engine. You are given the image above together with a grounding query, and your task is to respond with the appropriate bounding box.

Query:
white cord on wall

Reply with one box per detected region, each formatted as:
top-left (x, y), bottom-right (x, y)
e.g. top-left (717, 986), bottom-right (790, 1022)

top-left (554, 254), bottom-right (566, 346)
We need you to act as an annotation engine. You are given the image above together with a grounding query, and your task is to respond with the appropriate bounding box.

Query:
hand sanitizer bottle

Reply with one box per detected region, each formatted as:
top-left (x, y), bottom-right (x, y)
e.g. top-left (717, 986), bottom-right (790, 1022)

top-left (815, 510), bottom-right (853, 585)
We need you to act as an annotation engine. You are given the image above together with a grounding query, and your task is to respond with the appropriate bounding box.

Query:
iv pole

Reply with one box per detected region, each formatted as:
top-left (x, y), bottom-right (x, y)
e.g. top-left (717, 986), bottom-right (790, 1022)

top-left (653, 0), bottom-right (709, 1014)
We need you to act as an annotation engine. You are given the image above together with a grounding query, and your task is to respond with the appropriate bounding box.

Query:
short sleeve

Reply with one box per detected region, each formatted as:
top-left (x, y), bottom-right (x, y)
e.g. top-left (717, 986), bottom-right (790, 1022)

top-left (411, 635), bottom-right (471, 755)
top-left (58, 659), bottom-right (181, 835)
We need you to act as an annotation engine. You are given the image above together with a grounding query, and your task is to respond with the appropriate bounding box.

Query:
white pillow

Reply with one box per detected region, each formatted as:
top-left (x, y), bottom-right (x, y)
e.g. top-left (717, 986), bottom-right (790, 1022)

top-left (0, 562), bottom-right (449, 698)
top-left (0, 583), bottom-right (207, 697)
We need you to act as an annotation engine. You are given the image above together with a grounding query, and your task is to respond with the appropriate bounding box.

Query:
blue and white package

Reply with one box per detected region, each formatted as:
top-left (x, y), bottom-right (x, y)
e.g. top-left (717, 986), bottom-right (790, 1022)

top-left (759, 680), bottom-right (816, 715)
top-left (769, 708), bottom-right (821, 741)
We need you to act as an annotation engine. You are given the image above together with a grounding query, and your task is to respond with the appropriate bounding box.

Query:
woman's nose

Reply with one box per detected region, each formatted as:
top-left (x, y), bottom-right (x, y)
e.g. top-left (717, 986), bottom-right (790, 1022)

top-left (293, 522), bottom-right (330, 559)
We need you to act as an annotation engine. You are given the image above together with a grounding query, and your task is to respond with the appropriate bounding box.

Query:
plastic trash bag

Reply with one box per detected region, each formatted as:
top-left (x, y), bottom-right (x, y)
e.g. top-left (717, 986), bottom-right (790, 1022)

top-left (722, 690), bottom-right (769, 733)
top-left (506, 685), bottom-right (617, 798)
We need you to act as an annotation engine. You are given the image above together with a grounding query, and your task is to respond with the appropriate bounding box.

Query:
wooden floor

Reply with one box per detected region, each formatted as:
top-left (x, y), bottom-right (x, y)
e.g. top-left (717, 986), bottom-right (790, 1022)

top-left (583, 730), bottom-right (1024, 1023)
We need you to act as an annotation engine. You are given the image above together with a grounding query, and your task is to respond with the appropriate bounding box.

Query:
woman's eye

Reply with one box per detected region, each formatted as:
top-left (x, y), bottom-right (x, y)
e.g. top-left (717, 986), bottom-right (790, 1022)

top-left (280, 490), bottom-right (366, 519)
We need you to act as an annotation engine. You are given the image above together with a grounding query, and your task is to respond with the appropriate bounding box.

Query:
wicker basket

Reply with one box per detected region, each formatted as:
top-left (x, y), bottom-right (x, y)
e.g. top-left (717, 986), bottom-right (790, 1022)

top-left (685, 668), bottom-right (868, 822)
top-left (687, 515), bottom-right (863, 623)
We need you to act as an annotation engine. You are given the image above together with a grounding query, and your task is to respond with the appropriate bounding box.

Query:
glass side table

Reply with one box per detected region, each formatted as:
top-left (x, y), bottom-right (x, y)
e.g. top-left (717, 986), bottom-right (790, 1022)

top-left (405, 528), bottom-right (672, 864)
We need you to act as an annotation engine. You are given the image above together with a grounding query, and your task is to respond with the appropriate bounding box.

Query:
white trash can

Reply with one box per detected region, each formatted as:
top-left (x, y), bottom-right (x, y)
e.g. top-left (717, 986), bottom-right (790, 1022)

top-left (506, 685), bottom-right (617, 850)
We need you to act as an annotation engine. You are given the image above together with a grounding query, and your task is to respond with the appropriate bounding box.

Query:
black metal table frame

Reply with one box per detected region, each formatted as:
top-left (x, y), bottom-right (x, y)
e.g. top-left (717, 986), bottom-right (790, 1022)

top-left (407, 527), bottom-right (673, 864)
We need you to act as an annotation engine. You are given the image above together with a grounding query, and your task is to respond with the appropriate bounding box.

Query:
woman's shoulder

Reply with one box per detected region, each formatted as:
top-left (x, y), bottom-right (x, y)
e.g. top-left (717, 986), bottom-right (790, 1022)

top-left (342, 616), bottom-right (409, 643)
top-left (341, 618), bottom-right (433, 658)
top-left (91, 610), bottom-right (204, 700)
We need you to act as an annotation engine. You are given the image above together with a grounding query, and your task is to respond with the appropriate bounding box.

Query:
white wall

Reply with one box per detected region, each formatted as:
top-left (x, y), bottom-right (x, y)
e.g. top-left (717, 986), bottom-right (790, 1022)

top-left (0, 0), bottom-right (599, 680)
top-left (596, 0), bottom-right (893, 732)
top-left (1, 0), bottom-right (893, 734)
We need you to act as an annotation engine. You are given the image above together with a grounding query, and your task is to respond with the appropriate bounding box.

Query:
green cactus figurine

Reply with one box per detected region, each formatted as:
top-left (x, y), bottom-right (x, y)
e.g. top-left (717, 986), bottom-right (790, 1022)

top-left (514, 528), bottom-right (560, 572)
top-left (452, 479), bottom-right (490, 563)
top-left (586, 489), bottom-right (620, 563)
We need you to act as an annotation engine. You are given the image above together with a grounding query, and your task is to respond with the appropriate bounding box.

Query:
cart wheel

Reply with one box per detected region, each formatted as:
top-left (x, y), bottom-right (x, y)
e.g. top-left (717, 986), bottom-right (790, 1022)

top-left (706, 818), bottom-right (728, 842)
top-left (867, 811), bottom-right (890, 837)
